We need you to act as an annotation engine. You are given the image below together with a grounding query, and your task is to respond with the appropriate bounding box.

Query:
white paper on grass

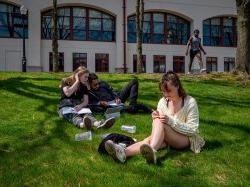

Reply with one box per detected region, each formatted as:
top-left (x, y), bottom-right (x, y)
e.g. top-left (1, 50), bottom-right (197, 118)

top-left (62, 107), bottom-right (92, 115)
top-left (107, 100), bottom-right (124, 107)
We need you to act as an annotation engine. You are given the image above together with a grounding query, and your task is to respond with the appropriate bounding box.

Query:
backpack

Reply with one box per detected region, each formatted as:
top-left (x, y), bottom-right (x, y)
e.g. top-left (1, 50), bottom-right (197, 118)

top-left (98, 133), bottom-right (136, 154)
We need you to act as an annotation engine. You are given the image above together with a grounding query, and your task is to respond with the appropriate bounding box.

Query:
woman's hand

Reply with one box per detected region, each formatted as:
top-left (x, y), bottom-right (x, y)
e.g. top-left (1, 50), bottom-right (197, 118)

top-left (74, 73), bottom-right (80, 83)
top-left (100, 101), bottom-right (108, 107)
top-left (158, 114), bottom-right (168, 125)
top-left (74, 104), bottom-right (82, 111)
top-left (115, 98), bottom-right (121, 104)
top-left (151, 110), bottom-right (159, 120)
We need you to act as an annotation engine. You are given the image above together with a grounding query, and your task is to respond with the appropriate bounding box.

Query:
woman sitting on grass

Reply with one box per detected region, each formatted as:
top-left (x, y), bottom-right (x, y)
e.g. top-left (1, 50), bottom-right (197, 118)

top-left (58, 66), bottom-right (115, 129)
top-left (105, 71), bottom-right (205, 164)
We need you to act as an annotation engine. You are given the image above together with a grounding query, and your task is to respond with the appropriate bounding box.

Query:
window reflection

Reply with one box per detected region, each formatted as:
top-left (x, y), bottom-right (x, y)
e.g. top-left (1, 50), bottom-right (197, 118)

top-left (203, 17), bottom-right (237, 47)
top-left (0, 2), bottom-right (28, 38)
top-left (128, 12), bottom-right (190, 44)
top-left (41, 7), bottom-right (115, 42)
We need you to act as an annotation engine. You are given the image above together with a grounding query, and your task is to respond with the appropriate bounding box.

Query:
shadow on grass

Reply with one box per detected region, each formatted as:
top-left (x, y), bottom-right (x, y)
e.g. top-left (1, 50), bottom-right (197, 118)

top-left (191, 93), bottom-right (250, 109)
top-left (201, 118), bottom-right (250, 135)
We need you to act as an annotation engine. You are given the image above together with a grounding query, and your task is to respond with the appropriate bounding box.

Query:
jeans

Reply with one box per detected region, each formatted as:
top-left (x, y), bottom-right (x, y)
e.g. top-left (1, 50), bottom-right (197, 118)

top-left (118, 79), bottom-right (138, 106)
top-left (58, 108), bottom-right (96, 128)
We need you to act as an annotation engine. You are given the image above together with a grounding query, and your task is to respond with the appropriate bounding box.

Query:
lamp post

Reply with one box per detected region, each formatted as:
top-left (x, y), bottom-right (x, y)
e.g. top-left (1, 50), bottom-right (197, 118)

top-left (20, 5), bottom-right (27, 72)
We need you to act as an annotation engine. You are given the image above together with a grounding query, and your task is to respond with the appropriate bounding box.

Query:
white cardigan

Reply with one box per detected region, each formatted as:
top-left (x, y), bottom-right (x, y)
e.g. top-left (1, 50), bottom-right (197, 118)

top-left (157, 95), bottom-right (205, 153)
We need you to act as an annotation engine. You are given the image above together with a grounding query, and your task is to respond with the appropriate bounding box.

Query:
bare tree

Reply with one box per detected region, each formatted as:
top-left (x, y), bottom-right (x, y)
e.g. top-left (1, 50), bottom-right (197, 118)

top-left (235, 0), bottom-right (250, 74)
top-left (136, 0), bottom-right (144, 73)
top-left (52, 0), bottom-right (59, 72)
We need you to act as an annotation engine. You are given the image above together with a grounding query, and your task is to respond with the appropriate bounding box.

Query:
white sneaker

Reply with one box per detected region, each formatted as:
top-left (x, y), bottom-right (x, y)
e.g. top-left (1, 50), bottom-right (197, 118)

top-left (96, 117), bottom-right (115, 129)
top-left (200, 68), bottom-right (207, 73)
top-left (105, 140), bottom-right (126, 163)
top-left (140, 144), bottom-right (157, 164)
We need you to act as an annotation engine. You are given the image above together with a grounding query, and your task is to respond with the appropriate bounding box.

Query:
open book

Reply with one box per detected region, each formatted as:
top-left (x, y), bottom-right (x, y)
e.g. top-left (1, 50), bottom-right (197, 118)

top-left (61, 107), bottom-right (92, 115)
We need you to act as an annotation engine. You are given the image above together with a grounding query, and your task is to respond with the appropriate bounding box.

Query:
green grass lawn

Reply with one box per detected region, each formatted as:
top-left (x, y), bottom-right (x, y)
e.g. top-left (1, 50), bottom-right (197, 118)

top-left (0, 72), bottom-right (249, 186)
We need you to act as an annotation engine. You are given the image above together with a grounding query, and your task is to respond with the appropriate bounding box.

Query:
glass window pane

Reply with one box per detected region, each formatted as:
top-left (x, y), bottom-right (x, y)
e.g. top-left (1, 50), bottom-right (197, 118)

top-left (73, 17), bottom-right (85, 30)
top-left (128, 32), bottom-right (136, 43)
top-left (144, 13), bottom-right (151, 21)
top-left (42, 16), bottom-right (52, 28)
top-left (73, 30), bottom-right (86, 40)
top-left (103, 14), bottom-right (112, 19)
top-left (59, 29), bottom-right (70, 39)
top-left (203, 19), bottom-right (210, 25)
top-left (0, 3), bottom-right (8, 12)
top-left (13, 27), bottom-right (22, 38)
top-left (0, 12), bottom-right (7, 25)
top-left (58, 8), bottom-right (70, 16)
top-left (143, 22), bottom-right (150, 33)
top-left (128, 16), bottom-right (135, 21)
top-left (103, 31), bottom-right (113, 41)
top-left (89, 31), bottom-right (102, 40)
top-left (224, 27), bottom-right (233, 46)
top-left (211, 18), bottom-right (220, 25)
top-left (143, 33), bottom-right (151, 43)
top-left (103, 19), bottom-right (113, 31)
top-left (128, 20), bottom-right (136, 32)
top-left (89, 18), bottom-right (101, 30)
top-left (89, 10), bottom-right (101, 18)
top-left (58, 17), bottom-right (70, 29)
top-left (13, 17), bottom-right (22, 25)
top-left (95, 53), bottom-right (109, 72)
top-left (223, 18), bottom-right (233, 26)
top-left (154, 22), bottom-right (164, 34)
top-left (0, 26), bottom-right (10, 37)
top-left (153, 13), bottom-right (164, 22)
top-left (153, 34), bottom-right (164, 43)
top-left (73, 8), bottom-right (86, 17)
top-left (167, 15), bottom-right (177, 22)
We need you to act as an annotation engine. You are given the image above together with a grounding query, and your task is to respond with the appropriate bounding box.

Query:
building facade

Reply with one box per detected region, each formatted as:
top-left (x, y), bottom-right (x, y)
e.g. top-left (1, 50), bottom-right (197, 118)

top-left (0, 0), bottom-right (237, 73)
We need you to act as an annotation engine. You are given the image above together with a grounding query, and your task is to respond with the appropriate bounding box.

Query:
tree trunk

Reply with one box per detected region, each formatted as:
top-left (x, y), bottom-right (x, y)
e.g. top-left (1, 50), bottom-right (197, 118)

top-left (235, 0), bottom-right (250, 74)
top-left (52, 0), bottom-right (59, 72)
top-left (136, 0), bottom-right (144, 73)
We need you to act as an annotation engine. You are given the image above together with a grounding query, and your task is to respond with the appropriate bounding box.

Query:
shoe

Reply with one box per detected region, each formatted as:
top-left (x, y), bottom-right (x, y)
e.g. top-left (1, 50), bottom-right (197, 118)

top-left (136, 104), bottom-right (153, 114)
top-left (81, 116), bottom-right (93, 129)
top-left (105, 140), bottom-right (126, 163)
top-left (140, 144), bottom-right (157, 164)
top-left (200, 68), bottom-right (207, 73)
top-left (96, 117), bottom-right (115, 129)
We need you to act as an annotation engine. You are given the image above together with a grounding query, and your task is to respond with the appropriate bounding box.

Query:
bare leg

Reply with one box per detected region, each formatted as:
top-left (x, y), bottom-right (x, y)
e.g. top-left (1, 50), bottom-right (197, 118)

top-left (163, 125), bottom-right (190, 149)
top-left (149, 119), bottom-right (166, 150)
top-left (125, 118), bottom-right (167, 157)
top-left (196, 52), bottom-right (203, 71)
top-left (125, 136), bottom-right (150, 157)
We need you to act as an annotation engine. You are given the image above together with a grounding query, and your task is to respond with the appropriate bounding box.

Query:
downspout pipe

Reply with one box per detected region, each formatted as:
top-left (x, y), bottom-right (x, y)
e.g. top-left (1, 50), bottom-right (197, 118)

top-left (123, 0), bottom-right (127, 73)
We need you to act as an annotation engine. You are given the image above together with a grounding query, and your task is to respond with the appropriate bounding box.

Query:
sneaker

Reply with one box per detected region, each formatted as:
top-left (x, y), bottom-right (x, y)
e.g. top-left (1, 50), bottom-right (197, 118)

top-left (96, 117), bottom-right (115, 129)
top-left (140, 144), bottom-right (157, 164)
top-left (82, 116), bottom-right (93, 130)
top-left (105, 140), bottom-right (126, 163)
top-left (200, 68), bottom-right (207, 73)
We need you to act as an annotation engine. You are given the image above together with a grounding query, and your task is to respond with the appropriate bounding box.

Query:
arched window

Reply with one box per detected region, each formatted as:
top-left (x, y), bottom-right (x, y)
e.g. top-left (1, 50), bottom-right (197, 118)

top-left (0, 2), bottom-right (28, 38)
top-left (41, 7), bottom-right (115, 42)
top-left (128, 12), bottom-right (190, 45)
top-left (203, 17), bottom-right (237, 47)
